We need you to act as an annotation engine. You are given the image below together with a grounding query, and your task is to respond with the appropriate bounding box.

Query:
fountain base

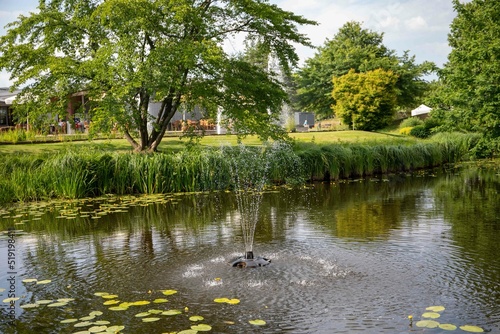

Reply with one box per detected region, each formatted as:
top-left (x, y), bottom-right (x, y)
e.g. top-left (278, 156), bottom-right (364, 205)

top-left (230, 252), bottom-right (271, 268)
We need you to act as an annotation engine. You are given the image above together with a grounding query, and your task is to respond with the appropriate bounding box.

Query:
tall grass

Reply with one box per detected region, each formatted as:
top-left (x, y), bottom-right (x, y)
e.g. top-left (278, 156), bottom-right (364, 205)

top-left (0, 132), bottom-right (479, 204)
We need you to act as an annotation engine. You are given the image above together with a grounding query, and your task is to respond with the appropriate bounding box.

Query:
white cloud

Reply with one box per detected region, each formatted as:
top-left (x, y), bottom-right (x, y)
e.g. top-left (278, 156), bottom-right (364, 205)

top-left (406, 16), bottom-right (428, 30)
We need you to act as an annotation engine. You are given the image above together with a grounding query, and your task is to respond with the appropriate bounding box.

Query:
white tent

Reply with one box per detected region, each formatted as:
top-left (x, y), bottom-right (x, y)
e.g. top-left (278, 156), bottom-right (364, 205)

top-left (411, 104), bottom-right (432, 117)
top-left (4, 95), bottom-right (17, 105)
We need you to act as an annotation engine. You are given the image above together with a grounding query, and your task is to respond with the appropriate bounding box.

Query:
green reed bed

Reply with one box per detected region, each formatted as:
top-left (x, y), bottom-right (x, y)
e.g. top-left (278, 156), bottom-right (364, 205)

top-left (0, 132), bottom-right (480, 204)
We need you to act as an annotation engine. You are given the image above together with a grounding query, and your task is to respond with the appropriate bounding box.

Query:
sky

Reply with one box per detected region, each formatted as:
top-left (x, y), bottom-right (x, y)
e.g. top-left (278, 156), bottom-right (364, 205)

top-left (0, 0), bottom-right (459, 87)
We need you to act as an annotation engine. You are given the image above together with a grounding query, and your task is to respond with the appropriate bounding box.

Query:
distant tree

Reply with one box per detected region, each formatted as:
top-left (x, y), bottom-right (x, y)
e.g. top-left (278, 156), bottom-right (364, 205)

top-left (441, 0), bottom-right (500, 142)
top-left (0, 0), bottom-right (315, 152)
top-left (332, 69), bottom-right (398, 131)
top-left (294, 21), bottom-right (433, 118)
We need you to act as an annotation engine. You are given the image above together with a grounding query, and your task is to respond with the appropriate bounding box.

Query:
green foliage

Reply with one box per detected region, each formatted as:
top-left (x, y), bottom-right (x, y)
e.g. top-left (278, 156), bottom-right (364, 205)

top-left (332, 69), bottom-right (398, 131)
top-left (0, 0), bottom-right (316, 152)
top-left (409, 125), bottom-right (430, 139)
top-left (442, 0), bottom-right (500, 142)
top-left (294, 21), bottom-right (434, 118)
top-left (400, 117), bottom-right (424, 128)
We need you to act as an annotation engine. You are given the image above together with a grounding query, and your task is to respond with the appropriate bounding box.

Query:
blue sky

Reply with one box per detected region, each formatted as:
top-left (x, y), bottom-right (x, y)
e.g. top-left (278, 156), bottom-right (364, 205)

top-left (0, 0), bottom-right (458, 87)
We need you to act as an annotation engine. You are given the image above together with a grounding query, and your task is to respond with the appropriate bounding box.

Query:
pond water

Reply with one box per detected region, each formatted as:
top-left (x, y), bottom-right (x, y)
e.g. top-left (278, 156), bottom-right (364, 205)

top-left (1, 162), bottom-right (500, 333)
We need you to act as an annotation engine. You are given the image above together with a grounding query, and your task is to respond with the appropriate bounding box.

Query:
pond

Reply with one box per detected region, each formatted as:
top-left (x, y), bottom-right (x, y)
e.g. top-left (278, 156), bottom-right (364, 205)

top-left (1, 162), bottom-right (499, 333)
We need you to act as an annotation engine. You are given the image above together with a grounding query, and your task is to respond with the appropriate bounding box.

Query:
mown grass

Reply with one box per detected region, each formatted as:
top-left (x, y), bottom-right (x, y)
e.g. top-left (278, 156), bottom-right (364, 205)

top-left (0, 131), bottom-right (481, 204)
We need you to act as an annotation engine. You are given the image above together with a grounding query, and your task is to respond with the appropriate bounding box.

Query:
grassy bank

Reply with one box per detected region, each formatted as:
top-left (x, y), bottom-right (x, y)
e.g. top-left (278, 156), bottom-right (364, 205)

top-left (0, 131), bottom-right (480, 204)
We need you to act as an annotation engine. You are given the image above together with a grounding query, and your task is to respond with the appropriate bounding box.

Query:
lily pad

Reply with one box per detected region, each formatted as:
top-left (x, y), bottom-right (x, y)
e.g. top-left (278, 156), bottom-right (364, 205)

top-left (162, 309), bottom-right (182, 316)
top-left (147, 309), bottom-right (163, 314)
top-left (35, 299), bottom-right (54, 305)
top-left (214, 298), bottom-right (230, 303)
top-left (189, 315), bottom-right (204, 321)
top-left (102, 294), bottom-right (118, 299)
top-left (141, 317), bottom-right (160, 322)
top-left (459, 325), bottom-right (484, 333)
top-left (90, 311), bottom-right (103, 316)
top-left (191, 324), bottom-right (212, 331)
top-left (153, 298), bottom-right (168, 303)
top-left (105, 325), bottom-right (125, 332)
top-left (227, 298), bottom-right (240, 305)
top-left (426, 306), bottom-right (445, 312)
top-left (135, 312), bottom-right (151, 318)
top-left (47, 302), bottom-right (68, 307)
top-left (415, 320), bottom-right (440, 328)
top-left (36, 279), bottom-right (52, 285)
top-left (178, 330), bottom-right (198, 334)
top-left (131, 300), bottom-right (150, 306)
top-left (74, 321), bottom-right (94, 327)
top-left (80, 315), bottom-right (96, 321)
top-left (22, 278), bottom-right (38, 283)
top-left (108, 306), bottom-right (128, 311)
top-left (93, 321), bottom-right (111, 325)
top-left (57, 298), bottom-right (75, 303)
top-left (88, 325), bottom-right (107, 333)
top-left (60, 319), bottom-right (78, 323)
top-left (439, 323), bottom-right (458, 330)
top-left (103, 300), bottom-right (120, 306)
top-left (3, 297), bottom-right (20, 303)
top-left (161, 289), bottom-right (177, 296)
top-left (94, 292), bottom-right (110, 297)
top-left (20, 303), bottom-right (39, 309)
top-left (422, 312), bottom-right (441, 319)
top-left (249, 319), bottom-right (266, 326)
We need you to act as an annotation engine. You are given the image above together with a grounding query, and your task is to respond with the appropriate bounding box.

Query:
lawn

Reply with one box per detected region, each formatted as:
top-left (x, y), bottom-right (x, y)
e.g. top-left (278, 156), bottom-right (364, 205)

top-left (0, 130), bottom-right (415, 155)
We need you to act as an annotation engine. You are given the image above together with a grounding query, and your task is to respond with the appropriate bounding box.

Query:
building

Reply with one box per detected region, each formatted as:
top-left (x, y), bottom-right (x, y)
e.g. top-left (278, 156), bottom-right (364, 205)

top-left (0, 88), bottom-right (21, 130)
top-left (411, 104), bottom-right (432, 118)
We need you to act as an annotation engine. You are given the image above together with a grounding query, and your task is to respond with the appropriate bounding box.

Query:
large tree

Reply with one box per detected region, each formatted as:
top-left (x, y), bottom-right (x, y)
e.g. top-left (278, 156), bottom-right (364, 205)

top-left (332, 68), bottom-right (398, 131)
top-left (442, 0), bottom-right (500, 141)
top-left (0, 0), bottom-right (315, 152)
top-left (294, 21), bottom-right (433, 118)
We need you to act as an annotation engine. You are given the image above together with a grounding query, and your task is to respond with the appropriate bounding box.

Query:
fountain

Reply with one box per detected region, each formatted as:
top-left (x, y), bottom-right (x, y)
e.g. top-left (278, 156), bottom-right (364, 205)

top-left (227, 145), bottom-right (271, 268)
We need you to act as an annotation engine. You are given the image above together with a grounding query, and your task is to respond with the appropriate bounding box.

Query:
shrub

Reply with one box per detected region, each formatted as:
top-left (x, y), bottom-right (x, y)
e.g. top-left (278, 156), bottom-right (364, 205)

top-left (410, 125), bottom-right (430, 138)
top-left (400, 117), bottom-right (424, 128)
top-left (399, 127), bottom-right (413, 136)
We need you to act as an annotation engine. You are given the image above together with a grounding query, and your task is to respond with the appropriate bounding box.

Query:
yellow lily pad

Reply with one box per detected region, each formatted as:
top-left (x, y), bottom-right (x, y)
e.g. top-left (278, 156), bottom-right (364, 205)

top-left (191, 324), bottom-right (212, 331)
top-left (105, 325), bottom-right (125, 332)
top-left (109, 306), bottom-right (128, 311)
top-left (131, 300), bottom-right (150, 306)
top-left (459, 325), bottom-right (484, 333)
top-left (93, 320), bottom-right (111, 325)
top-left (89, 311), bottom-right (103, 316)
top-left (142, 317), bottom-right (160, 322)
top-left (135, 312), bottom-right (151, 317)
top-left (426, 305), bottom-right (445, 312)
top-left (3, 297), bottom-right (19, 303)
top-left (153, 298), bottom-right (168, 303)
top-left (36, 280), bottom-right (52, 285)
top-left (103, 300), bottom-right (120, 305)
top-left (35, 300), bottom-right (53, 305)
top-left (102, 294), bottom-right (118, 299)
top-left (74, 321), bottom-right (94, 327)
top-left (214, 298), bottom-right (230, 303)
top-left (422, 312), bottom-right (441, 319)
top-left (189, 315), bottom-right (204, 321)
top-left (439, 323), bottom-right (458, 330)
top-left (57, 298), bottom-right (75, 303)
top-left (94, 292), bottom-right (109, 297)
top-left (415, 320), bottom-right (440, 328)
top-left (227, 298), bottom-right (240, 305)
top-left (249, 319), bottom-right (266, 326)
top-left (147, 309), bottom-right (163, 314)
top-left (47, 302), bottom-right (68, 307)
top-left (161, 290), bottom-right (177, 296)
top-left (79, 315), bottom-right (96, 321)
top-left (178, 330), bottom-right (198, 334)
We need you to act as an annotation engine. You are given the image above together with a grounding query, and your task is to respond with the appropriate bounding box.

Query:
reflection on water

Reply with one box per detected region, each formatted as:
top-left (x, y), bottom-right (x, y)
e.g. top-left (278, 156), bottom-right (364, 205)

top-left (0, 163), bottom-right (500, 333)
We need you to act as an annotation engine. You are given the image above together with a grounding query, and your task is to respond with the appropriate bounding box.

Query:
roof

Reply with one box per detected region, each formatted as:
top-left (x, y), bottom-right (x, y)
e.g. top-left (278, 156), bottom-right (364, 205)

top-left (0, 88), bottom-right (21, 106)
top-left (411, 104), bottom-right (432, 117)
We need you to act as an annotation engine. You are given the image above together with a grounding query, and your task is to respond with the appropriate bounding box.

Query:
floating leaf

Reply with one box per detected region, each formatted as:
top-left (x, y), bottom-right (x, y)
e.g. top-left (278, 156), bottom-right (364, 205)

top-left (20, 303), bottom-right (39, 309)
top-left (131, 300), bottom-right (150, 306)
top-left (135, 312), bottom-right (151, 318)
top-left (439, 324), bottom-right (458, 330)
top-left (36, 280), bottom-right (52, 285)
top-left (3, 297), bottom-right (20, 303)
top-left (105, 325), bottom-right (125, 332)
top-left (74, 321), bottom-right (94, 327)
top-left (189, 316), bottom-right (204, 321)
top-left (88, 325), bottom-right (107, 333)
top-left (73, 331), bottom-right (92, 334)
top-left (119, 302), bottom-right (132, 308)
top-left (94, 292), bottom-right (109, 297)
top-left (223, 321), bottom-right (235, 325)
top-left (459, 325), bottom-right (484, 333)
top-left (80, 315), bottom-right (96, 321)
top-left (178, 330), bottom-right (198, 334)
top-left (214, 298), bottom-right (230, 303)
top-left (35, 300), bottom-right (53, 305)
top-left (415, 320), bottom-right (440, 328)
top-left (162, 309), bottom-right (182, 316)
top-left (109, 306), bottom-right (128, 311)
top-left (426, 306), bottom-right (445, 312)
top-left (57, 298), bottom-right (75, 303)
top-left (147, 309), bottom-right (163, 314)
top-left (60, 318), bottom-right (78, 323)
top-left (93, 321), bottom-right (110, 325)
top-left (103, 300), bottom-right (120, 306)
top-left (142, 317), bottom-right (160, 322)
top-left (227, 299), bottom-right (240, 305)
top-left (249, 319), bottom-right (266, 326)
top-left (89, 311), bottom-right (103, 316)
top-left (161, 290), bottom-right (177, 296)
top-left (191, 324), bottom-right (212, 331)
top-left (47, 302), bottom-right (68, 307)
top-left (22, 278), bottom-right (38, 283)
top-left (102, 294), bottom-right (118, 299)
top-left (153, 298), bottom-right (168, 303)
top-left (422, 312), bottom-right (441, 319)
